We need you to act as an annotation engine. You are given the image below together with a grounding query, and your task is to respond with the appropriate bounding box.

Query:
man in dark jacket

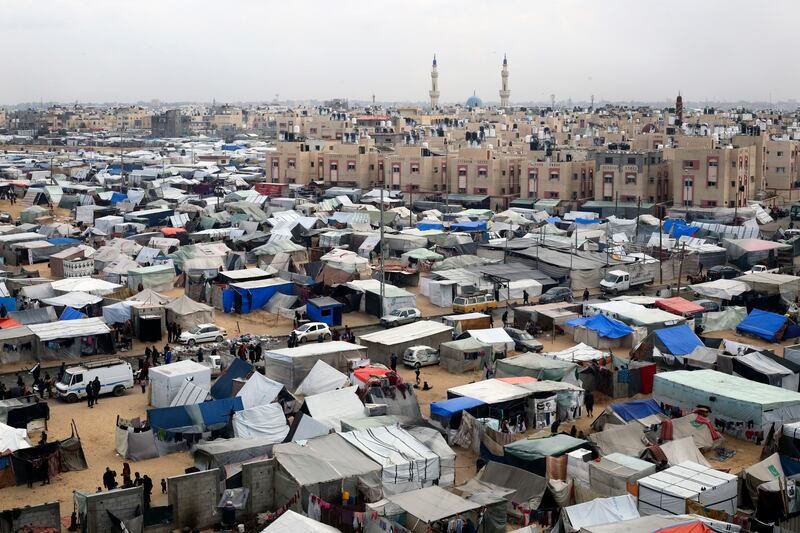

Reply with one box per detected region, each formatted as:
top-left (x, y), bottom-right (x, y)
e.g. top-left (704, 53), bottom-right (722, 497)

top-left (91, 377), bottom-right (101, 405)
top-left (86, 382), bottom-right (94, 408)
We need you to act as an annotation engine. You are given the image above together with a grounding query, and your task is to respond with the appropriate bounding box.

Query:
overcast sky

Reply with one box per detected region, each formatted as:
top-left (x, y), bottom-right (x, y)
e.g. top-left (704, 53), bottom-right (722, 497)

top-left (2, 0), bottom-right (796, 105)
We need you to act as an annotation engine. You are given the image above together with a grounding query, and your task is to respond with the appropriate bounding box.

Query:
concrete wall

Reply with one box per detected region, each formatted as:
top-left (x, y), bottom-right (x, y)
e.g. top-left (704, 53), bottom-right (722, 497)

top-left (84, 486), bottom-right (143, 533)
top-left (168, 468), bottom-right (222, 530)
top-left (241, 458), bottom-right (275, 515)
top-left (0, 501), bottom-right (60, 533)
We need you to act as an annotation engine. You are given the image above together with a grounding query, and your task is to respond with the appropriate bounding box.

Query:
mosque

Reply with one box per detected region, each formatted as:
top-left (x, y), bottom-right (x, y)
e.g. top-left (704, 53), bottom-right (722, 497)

top-left (429, 54), bottom-right (509, 109)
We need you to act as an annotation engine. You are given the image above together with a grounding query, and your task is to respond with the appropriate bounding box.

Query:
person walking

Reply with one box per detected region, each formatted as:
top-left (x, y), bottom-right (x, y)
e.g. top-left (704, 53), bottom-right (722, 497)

top-left (390, 352), bottom-right (398, 372)
top-left (142, 475), bottom-right (153, 509)
top-left (102, 467), bottom-right (113, 490)
top-left (133, 472), bottom-right (142, 486)
top-left (583, 288), bottom-right (590, 302)
top-left (86, 382), bottom-right (94, 408)
top-left (501, 310), bottom-right (508, 328)
top-left (254, 343), bottom-right (262, 362)
top-left (122, 462), bottom-right (132, 487)
top-left (91, 377), bottom-right (101, 406)
top-left (522, 289), bottom-right (529, 305)
top-left (584, 390), bottom-right (595, 417)
top-left (164, 348), bottom-right (172, 365)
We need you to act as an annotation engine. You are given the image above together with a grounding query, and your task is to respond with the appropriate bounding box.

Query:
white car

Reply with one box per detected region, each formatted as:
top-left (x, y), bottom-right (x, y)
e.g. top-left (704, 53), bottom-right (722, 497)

top-left (402, 345), bottom-right (440, 368)
top-left (380, 307), bottom-right (422, 328)
top-left (179, 323), bottom-right (228, 345)
top-left (293, 322), bottom-right (332, 343)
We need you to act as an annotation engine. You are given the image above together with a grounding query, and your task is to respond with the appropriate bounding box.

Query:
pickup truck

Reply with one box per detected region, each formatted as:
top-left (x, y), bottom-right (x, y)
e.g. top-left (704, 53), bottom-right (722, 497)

top-left (744, 265), bottom-right (779, 275)
top-left (600, 269), bottom-right (654, 294)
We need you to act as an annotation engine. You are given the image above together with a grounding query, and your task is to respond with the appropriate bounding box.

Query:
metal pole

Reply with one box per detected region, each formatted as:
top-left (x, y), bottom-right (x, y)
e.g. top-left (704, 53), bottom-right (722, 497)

top-left (380, 184), bottom-right (385, 315)
top-left (677, 242), bottom-right (686, 295)
top-left (635, 196), bottom-right (641, 237)
top-left (659, 216), bottom-right (663, 285)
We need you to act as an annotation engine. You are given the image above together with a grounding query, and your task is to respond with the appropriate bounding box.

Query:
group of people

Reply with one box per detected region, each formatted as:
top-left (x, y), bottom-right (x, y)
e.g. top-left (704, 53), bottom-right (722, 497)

top-left (85, 376), bottom-right (102, 408)
top-left (232, 341), bottom-right (262, 363)
top-left (166, 321), bottom-right (183, 343)
top-left (101, 464), bottom-right (160, 508)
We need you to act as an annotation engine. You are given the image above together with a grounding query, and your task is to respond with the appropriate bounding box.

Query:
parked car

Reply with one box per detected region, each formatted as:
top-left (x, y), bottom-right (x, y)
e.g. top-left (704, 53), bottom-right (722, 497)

top-left (743, 265), bottom-right (779, 275)
top-left (706, 265), bottom-right (740, 281)
top-left (402, 345), bottom-right (440, 368)
top-left (380, 307), bottom-right (422, 328)
top-left (55, 359), bottom-right (134, 402)
top-left (693, 299), bottom-right (720, 314)
top-left (0, 212), bottom-right (12, 224)
top-left (539, 287), bottom-right (574, 304)
top-left (504, 327), bottom-right (544, 352)
top-left (179, 323), bottom-right (228, 345)
top-left (292, 322), bottom-right (331, 343)
top-left (452, 292), bottom-right (497, 314)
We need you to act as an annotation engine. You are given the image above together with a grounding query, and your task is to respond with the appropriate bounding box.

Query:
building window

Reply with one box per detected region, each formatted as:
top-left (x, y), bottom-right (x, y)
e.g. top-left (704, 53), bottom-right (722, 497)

top-left (604, 157), bottom-right (613, 164)
top-left (603, 175), bottom-right (613, 184)
top-left (627, 157), bottom-right (636, 165)
top-left (458, 188), bottom-right (467, 193)
top-left (625, 174), bottom-right (636, 184)
top-left (573, 173), bottom-right (578, 180)
top-left (288, 159), bottom-right (296, 168)
top-left (528, 170), bottom-right (537, 179)
top-left (411, 164), bottom-right (420, 173)
top-left (777, 167), bottom-right (786, 173)
top-left (549, 171), bottom-right (559, 181)
top-left (347, 161), bottom-right (356, 171)
top-left (708, 159), bottom-right (718, 168)
top-left (392, 164), bottom-right (401, 173)
top-left (391, 184), bottom-right (400, 190)
top-left (683, 160), bottom-right (697, 169)
top-left (648, 176), bottom-right (655, 183)
top-left (478, 167), bottom-right (487, 178)
top-left (622, 195), bottom-right (636, 202)
top-left (648, 196), bottom-right (654, 203)
top-left (684, 178), bottom-right (693, 187)
top-left (708, 179), bottom-right (717, 187)
top-left (330, 162), bottom-right (338, 171)
top-left (603, 195), bottom-right (613, 201)
top-left (272, 160), bottom-right (279, 168)
top-left (546, 191), bottom-right (559, 199)
top-left (778, 151), bottom-right (784, 157)
top-left (458, 168), bottom-right (467, 177)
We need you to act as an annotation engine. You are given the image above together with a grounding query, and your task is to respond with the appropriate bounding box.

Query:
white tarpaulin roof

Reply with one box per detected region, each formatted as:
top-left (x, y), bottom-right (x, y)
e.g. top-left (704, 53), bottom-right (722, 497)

top-left (50, 277), bottom-right (122, 296)
top-left (295, 359), bottom-right (349, 397)
top-left (303, 386), bottom-right (367, 430)
top-left (127, 288), bottom-right (172, 305)
top-left (169, 380), bottom-right (210, 406)
top-left (232, 403), bottom-right (290, 441)
top-left (260, 510), bottom-right (341, 532)
top-left (564, 494), bottom-right (639, 532)
top-left (236, 372), bottom-right (284, 409)
top-left (28, 317), bottom-right (110, 341)
top-left (386, 485), bottom-right (480, 523)
top-left (690, 278), bottom-right (750, 300)
top-left (0, 422), bottom-right (31, 453)
top-left (545, 343), bottom-right (608, 363)
top-left (448, 378), bottom-right (530, 404)
top-left (466, 328), bottom-right (515, 352)
top-left (358, 320), bottom-right (453, 346)
top-left (273, 433), bottom-right (381, 487)
top-left (40, 291), bottom-right (102, 308)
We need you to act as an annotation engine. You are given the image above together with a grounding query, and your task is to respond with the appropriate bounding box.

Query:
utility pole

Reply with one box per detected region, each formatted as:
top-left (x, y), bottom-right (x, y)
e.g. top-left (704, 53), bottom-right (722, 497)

top-left (635, 196), bottom-right (641, 238)
top-left (658, 216), bottom-right (663, 285)
top-left (615, 191), bottom-right (619, 218)
top-left (379, 182), bottom-right (385, 316)
top-left (676, 242), bottom-right (686, 295)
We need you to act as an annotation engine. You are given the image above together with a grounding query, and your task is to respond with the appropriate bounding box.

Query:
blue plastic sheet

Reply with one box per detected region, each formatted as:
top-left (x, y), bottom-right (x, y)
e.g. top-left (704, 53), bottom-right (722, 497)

top-left (148, 405), bottom-right (193, 431)
top-left (199, 396), bottom-right (243, 426)
top-left (663, 219), bottom-right (700, 239)
top-left (418, 222), bottom-right (444, 231)
top-left (737, 308), bottom-right (789, 342)
top-left (430, 396), bottom-right (486, 419)
top-left (566, 314), bottom-right (632, 339)
top-left (653, 324), bottom-right (703, 355)
top-left (451, 221), bottom-right (487, 231)
top-left (59, 307), bottom-right (87, 321)
top-left (610, 399), bottom-right (664, 422)
top-left (47, 237), bottom-right (80, 245)
top-left (110, 192), bottom-right (128, 204)
top-left (574, 218), bottom-right (600, 225)
top-left (210, 358), bottom-right (253, 399)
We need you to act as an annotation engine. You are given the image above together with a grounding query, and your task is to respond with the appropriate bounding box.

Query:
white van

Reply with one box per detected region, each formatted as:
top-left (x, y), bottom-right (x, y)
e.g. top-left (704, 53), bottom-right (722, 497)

top-left (55, 359), bottom-right (134, 402)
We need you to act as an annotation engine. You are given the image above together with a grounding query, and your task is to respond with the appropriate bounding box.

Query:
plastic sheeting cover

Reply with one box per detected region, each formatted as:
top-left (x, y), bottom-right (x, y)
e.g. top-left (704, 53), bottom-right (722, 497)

top-left (232, 403), bottom-right (290, 441)
top-left (653, 324), bottom-right (703, 356)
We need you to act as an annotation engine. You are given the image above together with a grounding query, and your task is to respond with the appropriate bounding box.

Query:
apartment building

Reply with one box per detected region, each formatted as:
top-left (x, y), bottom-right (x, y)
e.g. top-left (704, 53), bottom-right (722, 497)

top-left (520, 152), bottom-right (595, 206)
top-left (665, 146), bottom-right (757, 208)
top-left (592, 151), bottom-right (670, 206)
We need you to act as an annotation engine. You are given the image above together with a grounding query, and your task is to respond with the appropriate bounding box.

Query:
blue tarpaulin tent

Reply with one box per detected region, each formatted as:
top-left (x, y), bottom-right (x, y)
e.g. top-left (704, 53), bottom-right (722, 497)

top-left (47, 237), bottom-right (80, 246)
top-left (417, 222), bottom-right (444, 231)
top-left (430, 396), bottom-right (486, 419)
top-left (653, 324), bottom-right (703, 355)
top-left (574, 218), bottom-right (600, 225)
top-left (210, 358), bottom-right (253, 399)
top-left (147, 396), bottom-right (244, 431)
top-left (663, 219), bottom-right (699, 239)
top-left (737, 308), bottom-right (792, 342)
top-left (567, 314), bottom-right (633, 339)
top-left (222, 279), bottom-right (294, 314)
top-left (451, 221), bottom-right (487, 232)
top-left (110, 192), bottom-right (128, 204)
top-left (610, 399), bottom-right (664, 422)
top-left (59, 307), bottom-right (87, 321)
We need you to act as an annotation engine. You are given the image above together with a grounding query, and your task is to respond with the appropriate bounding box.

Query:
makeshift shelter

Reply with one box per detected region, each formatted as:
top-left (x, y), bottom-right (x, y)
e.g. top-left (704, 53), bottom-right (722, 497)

top-left (729, 350), bottom-right (800, 391)
top-left (406, 426), bottom-right (457, 488)
top-left (660, 414), bottom-right (723, 451)
top-left (115, 417), bottom-right (159, 461)
top-left (294, 359), bottom-right (349, 397)
top-left (439, 337), bottom-right (492, 373)
top-left (357, 320), bottom-right (453, 366)
top-left (464, 328), bottom-right (515, 356)
top-left (264, 341), bottom-right (366, 390)
top-left (127, 288), bottom-right (172, 306)
top-left (127, 264), bottom-right (175, 292)
top-left (637, 461), bottom-right (738, 516)
top-left (340, 425), bottom-right (441, 494)
top-left (210, 358), bottom-right (253, 399)
top-left (385, 486), bottom-right (481, 529)
top-left (430, 396), bottom-right (487, 430)
top-left (302, 387), bottom-right (367, 430)
top-left (193, 435), bottom-right (277, 473)
top-left (502, 435), bottom-right (589, 476)
top-left (0, 326), bottom-right (37, 364)
top-left (655, 297), bottom-right (704, 318)
top-left (11, 422), bottom-right (87, 486)
top-left (579, 516), bottom-right (710, 533)
top-left (164, 295), bottom-right (215, 329)
top-left (260, 510), bottom-right (341, 533)
top-left (588, 423), bottom-right (650, 456)
top-left (591, 399), bottom-right (666, 431)
top-left (543, 343), bottom-right (608, 364)
top-left (235, 372), bottom-right (287, 409)
top-left (169, 380), bottom-right (210, 407)
top-left (654, 369), bottom-right (800, 441)
top-left (448, 379), bottom-right (532, 426)
top-left (566, 313), bottom-right (635, 349)
top-left (495, 352), bottom-right (577, 382)
top-left (690, 278), bottom-right (750, 300)
top-left (641, 436), bottom-right (711, 467)
top-left (306, 297), bottom-right (344, 326)
top-left (223, 278), bottom-right (294, 314)
top-left (149, 360), bottom-right (211, 408)
top-left (50, 277), bottom-right (122, 296)
top-left (561, 494), bottom-right (640, 533)
top-left (456, 460), bottom-right (548, 519)
top-left (231, 403), bottom-right (290, 441)
top-left (28, 317), bottom-right (113, 360)
top-left (736, 308), bottom-right (799, 342)
top-left (101, 300), bottom-right (135, 325)
top-left (698, 306), bottom-right (747, 333)
top-left (273, 433), bottom-right (383, 510)
top-left (587, 453), bottom-right (656, 498)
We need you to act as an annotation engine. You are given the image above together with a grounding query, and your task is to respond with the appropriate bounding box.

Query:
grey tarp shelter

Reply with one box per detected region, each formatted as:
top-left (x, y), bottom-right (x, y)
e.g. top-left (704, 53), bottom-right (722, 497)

top-left (439, 337), bottom-right (492, 373)
top-left (193, 436), bottom-right (280, 472)
top-left (386, 485), bottom-right (481, 527)
top-left (265, 341), bottom-right (366, 390)
top-left (164, 295), bottom-right (215, 329)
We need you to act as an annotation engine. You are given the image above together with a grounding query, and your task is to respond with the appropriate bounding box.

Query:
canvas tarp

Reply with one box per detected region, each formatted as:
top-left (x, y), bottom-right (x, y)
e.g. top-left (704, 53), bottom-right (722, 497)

top-left (127, 264), bottom-right (175, 292)
top-left (456, 461), bottom-right (548, 516)
top-left (566, 314), bottom-right (633, 339)
top-left (193, 436), bottom-right (278, 471)
top-left (50, 277), bottom-right (122, 296)
top-left (563, 494), bottom-right (640, 533)
top-left (588, 453), bottom-right (656, 497)
top-left (736, 308), bottom-right (790, 342)
top-left (495, 352), bottom-right (577, 382)
top-left (588, 423), bottom-right (648, 457)
top-left (653, 325), bottom-right (703, 356)
top-left (667, 415), bottom-right (722, 451)
top-left (406, 426), bottom-right (457, 488)
top-left (169, 380), bottom-right (209, 407)
top-left (448, 379), bottom-right (531, 404)
top-left (40, 291), bottom-right (102, 307)
top-left (265, 341), bottom-right (366, 390)
top-left (261, 510), bottom-right (341, 532)
top-left (164, 295), bottom-right (214, 329)
top-left (102, 301), bottom-right (135, 324)
top-left (28, 317), bottom-right (110, 341)
top-left (545, 343), bottom-right (607, 363)
top-left (742, 453), bottom-right (784, 506)
top-left (579, 515), bottom-right (700, 533)
top-left (149, 360), bottom-right (211, 409)
top-left (699, 306), bottom-right (747, 333)
top-left (294, 359), bottom-right (349, 397)
top-left (340, 425), bottom-right (441, 495)
top-left (236, 372), bottom-right (285, 409)
top-left (0, 422), bottom-right (30, 452)
top-left (689, 279), bottom-right (750, 300)
top-left (232, 403), bottom-right (290, 441)
top-left (273, 433), bottom-right (382, 503)
top-left (303, 386), bottom-right (367, 430)
top-left (734, 351), bottom-right (798, 391)
top-left (439, 337), bottom-right (492, 373)
top-left (645, 437), bottom-right (711, 467)
top-left (114, 424), bottom-right (159, 461)
top-left (386, 485), bottom-right (480, 523)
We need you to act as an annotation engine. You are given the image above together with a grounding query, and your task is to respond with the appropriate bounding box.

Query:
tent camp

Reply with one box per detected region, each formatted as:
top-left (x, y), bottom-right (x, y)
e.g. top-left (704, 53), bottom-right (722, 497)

top-left (463, 328), bottom-right (515, 356)
top-left (235, 372), bottom-right (287, 410)
top-left (736, 308), bottom-right (799, 342)
top-left (406, 426), bottom-right (457, 488)
top-left (588, 422), bottom-right (650, 456)
top-left (439, 337), bottom-right (492, 373)
top-left (641, 436), bottom-right (711, 468)
top-left (28, 317), bottom-right (114, 360)
top-left (587, 453), bottom-right (656, 498)
top-left (690, 278), bottom-right (750, 300)
top-left (653, 369), bottom-right (800, 439)
top-left (560, 494), bottom-right (640, 533)
top-left (340, 425), bottom-right (441, 494)
top-left (565, 313), bottom-right (634, 349)
top-left (231, 403), bottom-right (290, 441)
top-left (357, 320), bottom-right (453, 366)
top-left (494, 352), bottom-right (578, 382)
top-left (264, 341), bottom-right (366, 390)
top-left (193, 436), bottom-right (278, 473)
top-left (273, 433), bottom-right (383, 509)
top-left (164, 295), bottom-right (215, 329)
top-left (127, 264), bottom-right (175, 292)
top-left (502, 435), bottom-right (589, 476)
top-left (302, 386), bottom-right (367, 430)
top-left (637, 461), bottom-right (738, 516)
top-left (384, 486), bottom-right (481, 529)
top-left (115, 417), bottom-right (159, 461)
top-left (456, 460), bottom-right (548, 519)
top-left (591, 399), bottom-right (666, 431)
top-left (260, 510), bottom-right (341, 533)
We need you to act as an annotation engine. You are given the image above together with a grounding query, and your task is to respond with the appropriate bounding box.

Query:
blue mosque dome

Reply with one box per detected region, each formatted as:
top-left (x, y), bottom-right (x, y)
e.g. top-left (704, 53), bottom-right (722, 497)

top-left (465, 92), bottom-right (483, 108)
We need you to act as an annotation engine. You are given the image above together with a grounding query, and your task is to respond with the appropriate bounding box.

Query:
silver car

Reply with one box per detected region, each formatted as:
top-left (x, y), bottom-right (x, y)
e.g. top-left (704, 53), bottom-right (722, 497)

top-left (380, 307), bottom-right (422, 328)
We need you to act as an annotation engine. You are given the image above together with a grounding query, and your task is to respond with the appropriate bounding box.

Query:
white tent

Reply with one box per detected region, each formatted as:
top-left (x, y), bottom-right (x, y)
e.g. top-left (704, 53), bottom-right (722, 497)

top-left (164, 295), bottom-right (215, 329)
top-left (340, 425), bottom-right (441, 495)
top-left (232, 403), bottom-right (290, 441)
top-left (0, 422), bottom-right (31, 452)
top-left (50, 277), bottom-right (122, 296)
top-left (127, 288), bottom-right (172, 305)
top-left (562, 494), bottom-right (640, 533)
top-left (303, 386), bottom-right (367, 430)
top-left (259, 510), bottom-right (340, 532)
top-left (40, 292), bottom-right (102, 308)
top-left (637, 461), bottom-right (737, 516)
top-left (169, 380), bottom-right (209, 406)
top-left (690, 278), bottom-right (750, 300)
top-left (466, 328), bottom-right (515, 354)
top-left (545, 342), bottom-right (608, 363)
top-left (101, 301), bottom-right (135, 324)
top-left (294, 360), bottom-right (349, 397)
top-left (149, 360), bottom-right (211, 408)
top-left (236, 372), bottom-right (285, 409)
